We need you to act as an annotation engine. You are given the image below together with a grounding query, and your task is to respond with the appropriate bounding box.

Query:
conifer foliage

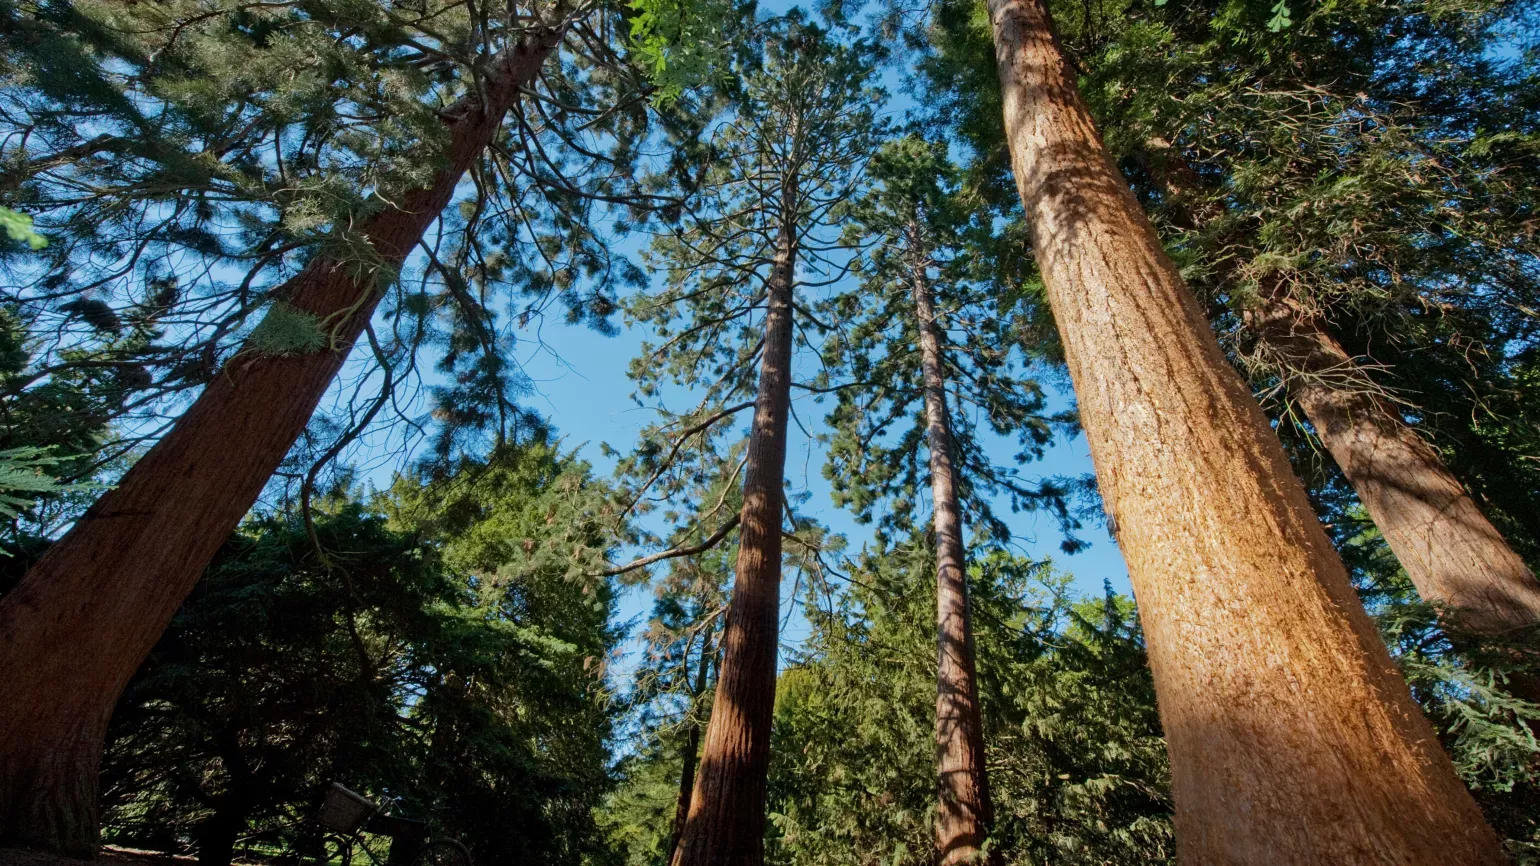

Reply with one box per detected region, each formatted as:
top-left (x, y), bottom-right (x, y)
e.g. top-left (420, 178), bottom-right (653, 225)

top-left (3, 0), bottom-right (1540, 864)
top-left (0, 0), bottom-right (646, 852)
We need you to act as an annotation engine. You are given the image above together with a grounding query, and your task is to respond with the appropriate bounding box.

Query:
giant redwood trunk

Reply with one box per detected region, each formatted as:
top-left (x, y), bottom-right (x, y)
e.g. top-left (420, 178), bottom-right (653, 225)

top-left (909, 235), bottom-right (996, 866)
top-left (0, 29), bottom-right (562, 858)
top-left (671, 230), bottom-right (796, 866)
top-left (986, 0), bottom-right (1507, 862)
top-left (1247, 289), bottom-right (1540, 639)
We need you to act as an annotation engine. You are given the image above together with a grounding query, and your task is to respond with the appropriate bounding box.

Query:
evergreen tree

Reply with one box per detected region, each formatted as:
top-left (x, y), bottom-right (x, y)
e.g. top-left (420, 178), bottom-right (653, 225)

top-left (620, 14), bottom-right (886, 863)
top-left (965, 0), bottom-right (1508, 859)
top-left (820, 135), bottom-right (1081, 863)
top-left (101, 439), bottom-right (620, 866)
top-left (766, 545), bottom-right (1172, 866)
top-left (1069, 0), bottom-right (1540, 669)
top-left (0, 0), bottom-right (664, 850)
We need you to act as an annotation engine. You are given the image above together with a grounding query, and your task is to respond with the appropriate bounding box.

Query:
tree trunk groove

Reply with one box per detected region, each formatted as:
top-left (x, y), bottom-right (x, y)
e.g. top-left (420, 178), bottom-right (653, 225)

top-left (195, 798), bottom-right (248, 866)
top-left (668, 619), bottom-right (715, 861)
top-left (909, 232), bottom-right (997, 866)
top-left (671, 229), bottom-right (796, 866)
top-left (0, 30), bottom-right (562, 858)
top-left (986, 0), bottom-right (1507, 863)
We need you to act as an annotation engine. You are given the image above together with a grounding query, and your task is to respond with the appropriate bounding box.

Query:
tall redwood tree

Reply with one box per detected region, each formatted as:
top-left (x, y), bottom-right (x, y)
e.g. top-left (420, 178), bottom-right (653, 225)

top-left (0, 21), bottom-right (566, 855)
top-left (912, 256), bottom-right (996, 866)
top-left (1139, 142), bottom-right (1540, 664)
top-left (985, 0), bottom-right (1507, 861)
top-left (625, 17), bottom-right (885, 865)
top-left (821, 136), bottom-right (1076, 863)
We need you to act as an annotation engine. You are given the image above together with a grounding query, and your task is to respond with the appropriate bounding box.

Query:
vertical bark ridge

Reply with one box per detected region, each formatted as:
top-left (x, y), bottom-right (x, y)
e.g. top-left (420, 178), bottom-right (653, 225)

top-left (908, 226), bottom-right (998, 866)
top-left (0, 28), bottom-right (563, 857)
top-left (671, 227), bottom-right (797, 866)
top-left (986, 0), bottom-right (1507, 862)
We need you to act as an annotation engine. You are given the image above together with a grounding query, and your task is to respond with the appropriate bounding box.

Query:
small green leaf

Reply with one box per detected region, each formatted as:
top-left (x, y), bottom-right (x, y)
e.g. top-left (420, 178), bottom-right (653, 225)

top-left (1267, 0), bottom-right (1292, 31)
top-left (0, 206), bottom-right (45, 250)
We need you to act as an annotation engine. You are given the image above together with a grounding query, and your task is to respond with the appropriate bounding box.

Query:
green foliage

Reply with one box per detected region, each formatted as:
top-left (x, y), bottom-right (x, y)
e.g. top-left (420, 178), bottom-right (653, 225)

top-left (602, 734), bottom-right (694, 865)
top-left (626, 0), bottom-right (745, 105)
top-left (0, 445), bottom-right (93, 520)
top-left (0, 305), bottom-right (137, 539)
top-left (0, 206), bottom-right (45, 249)
top-left (764, 545), bottom-right (1173, 865)
top-left (245, 302), bottom-right (327, 357)
top-left (101, 441), bottom-right (621, 865)
top-left (1266, 0), bottom-right (1292, 30)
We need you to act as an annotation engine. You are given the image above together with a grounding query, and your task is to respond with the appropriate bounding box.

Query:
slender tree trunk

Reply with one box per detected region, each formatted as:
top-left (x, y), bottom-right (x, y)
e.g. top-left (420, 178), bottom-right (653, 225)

top-left (986, 1), bottom-right (1507, 863)
top-left (908, 230), bottom-right (996, 866)
top-left (0, 30), bottom-right (563, 858)
top-left (671, 228), bottom-right (797, 866)
top-left (668, 620), bottom-right (715, 861)
top-left (1143, 138), bottom-right (1540, 648)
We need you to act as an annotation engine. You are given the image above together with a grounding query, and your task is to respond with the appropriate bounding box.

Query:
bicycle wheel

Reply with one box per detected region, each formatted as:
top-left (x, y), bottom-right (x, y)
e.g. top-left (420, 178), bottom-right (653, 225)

top-left (412, 839), bottom-right (472, 866)
top-left (322, 833), bottom-right (356, 865)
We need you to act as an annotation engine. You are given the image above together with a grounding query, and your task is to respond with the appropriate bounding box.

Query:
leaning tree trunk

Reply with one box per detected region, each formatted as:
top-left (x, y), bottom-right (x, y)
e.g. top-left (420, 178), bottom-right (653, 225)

top-left (1247, 288), bottom-right (1540, 639)
top-left (671, 228), bottom-right (796, 866)
top-left (986, 0), bottom-right (1507, 863)
top-left (668, 618), bottom-right (715, 862)
top-left (909, 233), bottom-right (997, 866)
top-left (0, 30), bottom-right (563, 858)
top-left (1143, 138), bottom-right (1540, 653)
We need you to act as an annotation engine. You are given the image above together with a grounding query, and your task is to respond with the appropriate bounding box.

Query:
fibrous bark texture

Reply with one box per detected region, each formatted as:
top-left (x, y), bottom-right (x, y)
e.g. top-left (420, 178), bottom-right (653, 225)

top-left (0, 31), bottom-right (561, 858)
top-left (910, 244), bottom-right (996, 866)
top-left (1248, 288), bottom-right (1540, 639)
top-left (671, 233), bottom-right (796, 866)
top-left (1143, 138), bottom-right (1540, 650)
top-left (986, 0), bottom-right (1507, 862)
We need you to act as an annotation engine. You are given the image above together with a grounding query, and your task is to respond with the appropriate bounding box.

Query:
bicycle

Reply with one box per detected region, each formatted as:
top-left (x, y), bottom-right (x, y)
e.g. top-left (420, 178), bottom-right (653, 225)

top-left (314, 782), bottom-right (472, 866)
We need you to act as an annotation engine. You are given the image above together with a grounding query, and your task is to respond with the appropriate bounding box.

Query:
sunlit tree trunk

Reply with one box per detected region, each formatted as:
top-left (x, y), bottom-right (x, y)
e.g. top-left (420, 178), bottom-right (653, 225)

top-left (1144, 139), bottom-right (1540, 653)
top-left (908, 228), bottom-right (997, 866)
top-left (1247, 289), bottom-right (1540, 636)
top-left (668, 619), bottom-right (715, 861)
top-left (0, 30), bottom-right (563, 858)
top-left (672, 225), bottom-right (796, 866)
top-left (986, 0), bottom-right (1507, 862)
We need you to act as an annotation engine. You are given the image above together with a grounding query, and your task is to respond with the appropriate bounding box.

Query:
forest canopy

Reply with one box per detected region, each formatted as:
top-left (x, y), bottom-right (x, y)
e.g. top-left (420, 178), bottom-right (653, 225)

top-left (1, 0), bottom-right (1538, 864)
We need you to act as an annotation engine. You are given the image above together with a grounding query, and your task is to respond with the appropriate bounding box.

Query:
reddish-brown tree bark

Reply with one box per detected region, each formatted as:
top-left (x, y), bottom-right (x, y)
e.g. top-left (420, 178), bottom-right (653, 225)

top-left (908, 233), bottom-right (997, 866)
top-left (0, 30), bottom-right (562, 858)
top-left (986, 0), bottom-right (1507, 862)
top-left (671, 229), bottom-right (796, 866)
top-left (1247, 290), bottom-right (1540, 638)
top-left (1143, 138), bottom-right (1540, 651)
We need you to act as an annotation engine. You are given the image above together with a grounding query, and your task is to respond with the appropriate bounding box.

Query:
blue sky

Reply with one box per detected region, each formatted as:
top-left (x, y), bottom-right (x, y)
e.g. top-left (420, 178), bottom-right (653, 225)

top-left (501, 0), bottom-right (1134, 665)
top-left (513, 271), bottom-right (1134, 659)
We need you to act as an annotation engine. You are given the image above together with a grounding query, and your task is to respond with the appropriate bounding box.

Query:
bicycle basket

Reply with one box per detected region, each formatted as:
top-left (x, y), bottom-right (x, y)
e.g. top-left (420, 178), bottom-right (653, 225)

top-left (318, 783), bottom-right (377, 833)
